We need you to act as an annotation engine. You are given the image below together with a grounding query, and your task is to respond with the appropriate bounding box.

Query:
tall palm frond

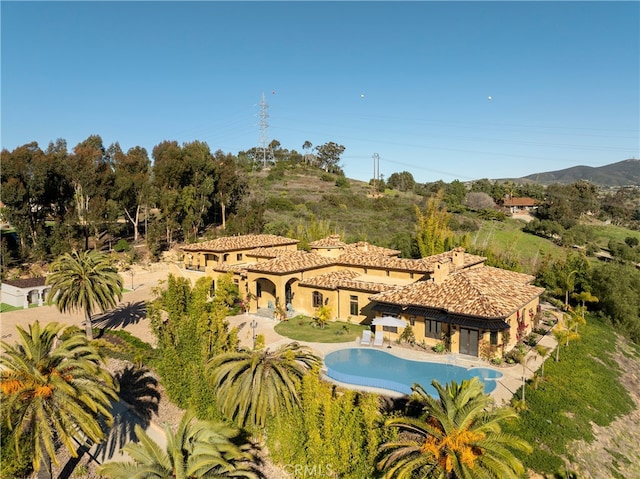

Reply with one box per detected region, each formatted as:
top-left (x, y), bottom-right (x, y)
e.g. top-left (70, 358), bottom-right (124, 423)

top-left (97, 410), bottom-right (258, 479)
top-left (207, 342), bottom-right (320, 429)
top-left (46, 249), bottom-right (123, 339)
top-left (0, 321), bottom-right (117, 474)
top-left (378, 378), bottom-right (532, 479)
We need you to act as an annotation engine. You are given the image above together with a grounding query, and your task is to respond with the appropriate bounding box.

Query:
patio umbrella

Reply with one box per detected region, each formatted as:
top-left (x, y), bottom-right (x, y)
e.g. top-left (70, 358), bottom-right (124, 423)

top-left (372, 316), bottom-right (407, 328)
top-left (372, 316), bottom-right (407, 348)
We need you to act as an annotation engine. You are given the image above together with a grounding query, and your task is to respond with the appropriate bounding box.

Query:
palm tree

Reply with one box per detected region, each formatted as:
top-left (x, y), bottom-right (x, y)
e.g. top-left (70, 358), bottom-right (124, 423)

top-left (207, 342), bottom-right (321, 429)
top-left (552, 312), bottom-right (581, 362)
top-left (558, 268), bottom-right (578, 307)
top-left (378, 378), bottom-right (531, 479)
top-left (0, 321), bottom-right (117, 477)
top-left (97, 410), bottom-right (258, 479)
top-left (46, 249), bottom-right (123, 340)
top-left (572, 290), bottom-right (599, 318)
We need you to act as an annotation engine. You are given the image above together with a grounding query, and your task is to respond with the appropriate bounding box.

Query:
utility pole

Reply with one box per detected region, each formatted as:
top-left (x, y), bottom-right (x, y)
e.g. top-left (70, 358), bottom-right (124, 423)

top-left (258, 92), bottom-right (270, 169)
top-left (372, 153), bottom-right (379, 195)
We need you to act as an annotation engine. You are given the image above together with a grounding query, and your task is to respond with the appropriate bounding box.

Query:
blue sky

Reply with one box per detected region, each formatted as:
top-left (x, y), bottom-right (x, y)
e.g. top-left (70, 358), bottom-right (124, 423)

top-left (2, 1), bottom-right (638, 183)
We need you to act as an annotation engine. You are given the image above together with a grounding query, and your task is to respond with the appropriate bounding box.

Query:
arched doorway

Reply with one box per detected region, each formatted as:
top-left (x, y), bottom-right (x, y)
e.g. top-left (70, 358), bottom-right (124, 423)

top-left (254, 277), bottom-right (277, 309)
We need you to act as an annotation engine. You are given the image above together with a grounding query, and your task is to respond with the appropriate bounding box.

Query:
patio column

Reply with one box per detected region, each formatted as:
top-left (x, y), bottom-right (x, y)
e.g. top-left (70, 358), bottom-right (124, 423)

top-left (450, 325), bottom-right (459, 353)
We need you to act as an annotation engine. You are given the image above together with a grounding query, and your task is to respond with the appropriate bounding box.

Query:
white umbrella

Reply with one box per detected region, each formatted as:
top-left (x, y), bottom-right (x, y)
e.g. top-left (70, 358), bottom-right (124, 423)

top-left (372, 316), bottom-right (407, 328)
top-left (372, 316), bottom-right (406, 348)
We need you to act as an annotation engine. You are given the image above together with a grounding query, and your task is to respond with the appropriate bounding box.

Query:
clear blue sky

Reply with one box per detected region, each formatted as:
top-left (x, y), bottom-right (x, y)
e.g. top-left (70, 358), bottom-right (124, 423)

top-left (2, 1), bottom-right (639, 183)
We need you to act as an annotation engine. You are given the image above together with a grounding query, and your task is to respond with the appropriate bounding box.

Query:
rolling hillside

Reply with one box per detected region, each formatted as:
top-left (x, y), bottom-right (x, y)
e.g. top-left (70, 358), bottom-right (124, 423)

top-left (520, 158), bottom-right (640, 186)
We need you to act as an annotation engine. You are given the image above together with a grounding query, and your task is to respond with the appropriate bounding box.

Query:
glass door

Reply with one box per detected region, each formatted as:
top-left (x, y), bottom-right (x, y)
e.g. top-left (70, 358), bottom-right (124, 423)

top-left (459, 328), bottom-right (479, 356)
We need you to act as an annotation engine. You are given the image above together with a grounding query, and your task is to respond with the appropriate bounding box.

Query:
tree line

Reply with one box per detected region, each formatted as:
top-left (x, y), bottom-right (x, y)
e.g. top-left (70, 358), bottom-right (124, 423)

top-left (1, 136), bottom-right (349, 266)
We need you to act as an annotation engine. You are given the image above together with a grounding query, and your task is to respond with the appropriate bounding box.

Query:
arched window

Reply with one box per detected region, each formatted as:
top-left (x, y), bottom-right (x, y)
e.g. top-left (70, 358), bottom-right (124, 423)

top-left (312, 291), bottom-right (323, 308)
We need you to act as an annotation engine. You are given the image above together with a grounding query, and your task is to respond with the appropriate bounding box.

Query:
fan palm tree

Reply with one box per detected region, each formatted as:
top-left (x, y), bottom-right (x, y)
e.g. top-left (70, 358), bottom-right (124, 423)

top-left (207, 342), bottom-right (321, 429)
top-left (0, 321), bottom-right (117, 477)
top-left (97, 410), bottom-right (258, 479)
top-left (378, 378), bottom-right (531, 479)
top-left (46, 249), bottom-right (123, 340)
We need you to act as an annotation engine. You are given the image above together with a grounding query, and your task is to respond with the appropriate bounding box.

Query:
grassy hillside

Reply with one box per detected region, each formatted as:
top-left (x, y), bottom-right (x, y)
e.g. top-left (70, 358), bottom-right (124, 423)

top-left (247, 167), bottom-right (640, 275)
top-left (504, 315), bottom-right (639, 477)
top-left (251, 167), bottom-right (427, 251)
top-left (522, 158), bottom-right (640, 186)
top-left (469, 218), bottom-right (564, 273)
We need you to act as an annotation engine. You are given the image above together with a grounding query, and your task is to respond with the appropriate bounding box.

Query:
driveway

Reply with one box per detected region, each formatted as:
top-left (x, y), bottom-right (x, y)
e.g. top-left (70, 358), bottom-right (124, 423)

top-left (1, 263), bottom-right (170, 345)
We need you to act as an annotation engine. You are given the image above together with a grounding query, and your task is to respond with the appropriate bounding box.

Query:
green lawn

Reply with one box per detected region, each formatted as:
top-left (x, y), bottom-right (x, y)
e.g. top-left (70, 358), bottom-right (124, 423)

top-left (588, 223), bottom-right (640, 246)
top-left (274, 316), bottom-right (369, 343)
top-left (0, 303), bottom-right (39, 313)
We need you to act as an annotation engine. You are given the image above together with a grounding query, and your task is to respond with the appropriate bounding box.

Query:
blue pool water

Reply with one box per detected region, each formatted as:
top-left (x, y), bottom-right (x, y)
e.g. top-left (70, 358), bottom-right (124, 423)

top-left (324, 348), bottom-right (503, 396)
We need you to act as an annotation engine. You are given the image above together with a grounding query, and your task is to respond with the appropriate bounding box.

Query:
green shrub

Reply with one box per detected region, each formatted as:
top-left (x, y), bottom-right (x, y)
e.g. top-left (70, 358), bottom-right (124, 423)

top-left (399, 325), bottom-right (416, 345)
top-left (0, 423), bottom-right (33, 478)
top-left (266, 196), bottom-right (296, 211)
top-left (73, 464), bottom-right (89, 477)
top-left (266, 372), bottom-right (393, 479)
top-left (335, 175), bottom-right (350, 188)
top-left (524, 333), bottom-right (539, 347)
top-left (113, 238), bottom-right (131, 252)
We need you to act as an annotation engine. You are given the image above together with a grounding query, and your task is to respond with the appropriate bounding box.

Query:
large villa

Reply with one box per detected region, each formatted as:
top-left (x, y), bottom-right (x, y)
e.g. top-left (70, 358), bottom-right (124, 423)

top-left (181, 234), bottom-right (545, 358)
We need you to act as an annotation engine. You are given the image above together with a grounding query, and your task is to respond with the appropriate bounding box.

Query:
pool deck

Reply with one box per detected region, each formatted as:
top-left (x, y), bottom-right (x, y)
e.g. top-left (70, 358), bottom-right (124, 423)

top-left (226, 313), bottom-right (559, 406)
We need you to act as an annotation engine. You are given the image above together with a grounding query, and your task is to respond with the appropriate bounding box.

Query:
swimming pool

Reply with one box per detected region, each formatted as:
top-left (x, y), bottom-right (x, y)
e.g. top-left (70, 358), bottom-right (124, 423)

top-left (324, 348), bottom-right (503, 396)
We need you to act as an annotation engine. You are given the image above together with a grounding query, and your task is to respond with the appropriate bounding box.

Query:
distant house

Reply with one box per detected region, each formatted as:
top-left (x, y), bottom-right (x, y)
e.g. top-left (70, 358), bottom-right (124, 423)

top-left (503, 196), bottom-right (539, 213)
top-left (180, 234), bottom-right (544, 358)
top-left (1, 277), bottom-right (50, 309)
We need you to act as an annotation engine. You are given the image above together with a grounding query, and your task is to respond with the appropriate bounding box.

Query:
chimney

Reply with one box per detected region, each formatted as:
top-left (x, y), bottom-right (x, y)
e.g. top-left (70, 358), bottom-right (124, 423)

top-left (432, 258), bottom-right (451, 284)
top-left (452, 247), bottom-right (464, 269)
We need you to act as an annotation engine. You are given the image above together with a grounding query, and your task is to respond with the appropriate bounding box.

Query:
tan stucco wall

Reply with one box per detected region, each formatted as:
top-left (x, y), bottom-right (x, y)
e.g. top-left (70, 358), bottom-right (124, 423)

top-left (334, 289), bottom-right (373, 323)
top-left (295, 288), bottom-right (339, 319)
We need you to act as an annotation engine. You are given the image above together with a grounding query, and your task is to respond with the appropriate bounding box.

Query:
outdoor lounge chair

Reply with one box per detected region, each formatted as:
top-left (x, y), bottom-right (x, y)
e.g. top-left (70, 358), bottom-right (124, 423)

top-left (373, 330), bottom-right (384, 347)
top-left (360, 330), bottom-right (372, 346)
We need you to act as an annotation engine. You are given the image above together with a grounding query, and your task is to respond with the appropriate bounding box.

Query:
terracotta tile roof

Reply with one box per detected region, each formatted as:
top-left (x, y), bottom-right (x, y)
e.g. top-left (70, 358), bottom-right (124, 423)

top-left (246, 247), bottom-right (291, 259)
top-left (309, 235), bottom-right (346, 248)
top-left (337, 252), bottom-right (435, 272)
top-left (246, 251), bottom-right (335, 274)
top-left (422, 249), bottom-right (487, 270)
top-left (309, 235), bottom-right (400, 257)
top-left (182, 234), bottom-right (298, 252)
top-left (343, 242), bottom-right (401, 257)
top-left (336, 250), bottom-right (485, 273)
top-left (213, 263), bottom-right (250, 273)
top-left (504, 197), bottom-right (538, 207)
top-left (298, 270), bottom-right (403, 293)
top-left (369, 266), bottom-right (545, 319)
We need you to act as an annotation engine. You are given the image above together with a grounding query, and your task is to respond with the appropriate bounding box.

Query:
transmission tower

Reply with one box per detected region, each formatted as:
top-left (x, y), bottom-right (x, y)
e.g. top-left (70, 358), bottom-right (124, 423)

top-left (258, 92), bottom-right (270, 169)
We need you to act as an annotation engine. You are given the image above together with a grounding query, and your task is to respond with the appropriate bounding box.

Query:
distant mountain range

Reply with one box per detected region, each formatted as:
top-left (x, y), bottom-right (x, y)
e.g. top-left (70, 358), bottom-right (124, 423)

top-left (518, 159), bottom-right (640, 187)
